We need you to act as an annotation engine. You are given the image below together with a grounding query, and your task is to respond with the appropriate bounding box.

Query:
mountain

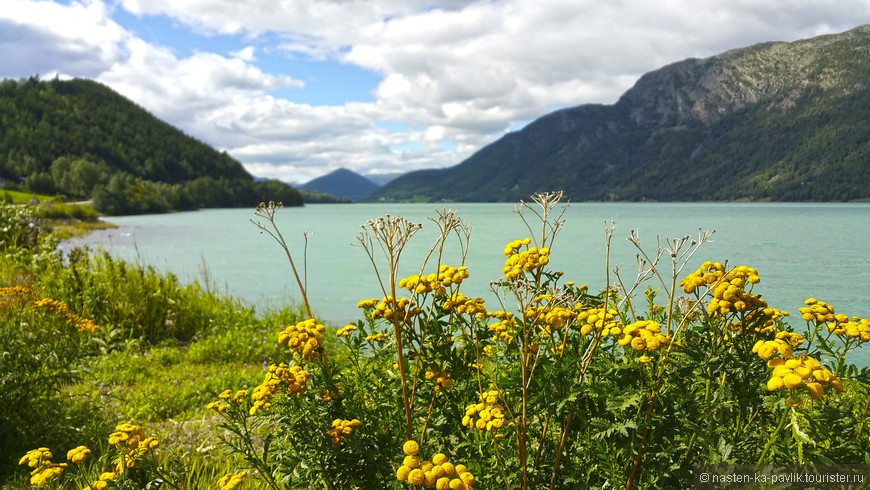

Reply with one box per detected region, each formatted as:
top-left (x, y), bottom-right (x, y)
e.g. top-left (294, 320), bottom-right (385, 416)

top-left (365, 172), bottom-right (404, 187)
top-left (0, 77), bottom-right (302, 214)
top-left (370, 25), bottom-right (870, 202)
top-left (300, 167), bottom-right (380, 201)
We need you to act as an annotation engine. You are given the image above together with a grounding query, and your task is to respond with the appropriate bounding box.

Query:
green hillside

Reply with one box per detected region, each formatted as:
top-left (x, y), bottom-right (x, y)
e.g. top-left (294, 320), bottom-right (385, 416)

top-left (370, 25), bottom-right (870, 202)
top-left (0, 77), bottom-right (302, 214)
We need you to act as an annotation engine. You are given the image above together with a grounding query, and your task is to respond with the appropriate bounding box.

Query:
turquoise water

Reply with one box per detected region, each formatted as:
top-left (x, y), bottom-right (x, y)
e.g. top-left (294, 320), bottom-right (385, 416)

top-left (65, 202), bottom-right (870, 365)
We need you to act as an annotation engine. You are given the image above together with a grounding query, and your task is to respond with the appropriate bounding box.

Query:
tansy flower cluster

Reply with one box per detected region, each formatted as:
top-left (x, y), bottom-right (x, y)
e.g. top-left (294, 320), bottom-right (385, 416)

top-left (0, 285), bottom-right (32, 296)
top-left (463, 390), bottom-right (507, 433)
top-left (336, 324), bottom-right (358, 337)
top-left (321, 386), bottom-right (342, 403)
top-left (801, 299), bottom-right (870, 342)
top-left (576, 307), bottom-right (621, 336)
top-left (425, 369), bottom-right (454, 390)
top-left (400, 264), bottom-right (470, 295)
top-left (828, 316), bottom-right (870, 342)
top-left (31, 297), bottom-right (101, 332)
top-left (368, 296), bottom-right (422, 324)
top-left (752, 338), bottom-right (795, 360)
top-left (526, 304), bottom-right (577, 331)
top-left (441, 293), bottom-right (487, 317)
top-left (488, 316), bottom-right (520, 342)
top-left (680, 262), bottom-right (765, 315)
top-left (747, 324), bottom-right (804, 358)
top-left (799, 298), bottom-right (836, 323)
top-left (207, 389), bottom-right (249, 413)
top-left (67, 445), bottom-right (91, 464)
top-left (503, 238), bottom-right (550, 280)
top-left (250, 363), bottom-right (310, 415)
top-left (365, 332), bottom-right (390, 343)
top-left (727, 307), bottom-right (791, 335)
top-left (618, 320), bottom-right (669, 351)
top-left (85, 471), bottom-right (118, 490)
top-left (0, 285), bottom-right (33, 309)
top-left (326, 418), bottom-right (362, 445)
top-left (18, 447), bottom-right (67, 486)
top-left (108, 424), bottom-right (159, 474)
top-left (396, 441), bottom-right (476, 489)
top-left (278, 318), bottom-right (326, 359)
top-left (217, 470), bottom-right (247, 490)
top-left (766, 356), bottom-right (844, 400)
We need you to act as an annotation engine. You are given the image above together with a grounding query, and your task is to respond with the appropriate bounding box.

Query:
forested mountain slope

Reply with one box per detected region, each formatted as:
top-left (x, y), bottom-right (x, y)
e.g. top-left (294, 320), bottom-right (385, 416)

top-left (370, 25), bottom-right (870, 202)
top-left (0, 77), bottom-right (302, 213)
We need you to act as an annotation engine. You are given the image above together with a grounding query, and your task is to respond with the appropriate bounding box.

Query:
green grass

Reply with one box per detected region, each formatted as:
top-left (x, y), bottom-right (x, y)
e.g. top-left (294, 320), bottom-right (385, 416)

top-left (77, 326), bottom-right (284, 421)
top-left (1, 188), bottom-right (59, 204)
top-left (0, 202), bottom-right (314, 484)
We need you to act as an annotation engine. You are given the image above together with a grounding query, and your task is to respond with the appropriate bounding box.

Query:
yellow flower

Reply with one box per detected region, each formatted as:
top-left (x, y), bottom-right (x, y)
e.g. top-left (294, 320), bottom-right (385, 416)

top-left (402, 440), bottom-right (419, 456)
top-left (19, 447), bottom-right (52, 468)
top-left (408, 468), bottom-right (425, 485)
top-left (449, 478), bottom-right (467, 490)
top-left (782, 373), bottom-right (803, 389)
top-left (217, 471), bottom-right (247, 490)
top-left (326, 418), bottom-right (361, 444)
top-left (277, 319), bottom-right (326, 359)
top-left (396, 465), bottom-right (412, 481)
top-left (403, 455), bottom-right (420, 469)
top-left (67, 445), bottom-right (91, 464)
top-left (364, 332), bottom-right (390, 343)
top-left (806, 382), bottom-right (824, 400)
top-left (424, 470), bottom-right (439, 487)
top-left (766, 376), bottom-right (784, 391)
top-left (29, 463), bottom-right (67, 486)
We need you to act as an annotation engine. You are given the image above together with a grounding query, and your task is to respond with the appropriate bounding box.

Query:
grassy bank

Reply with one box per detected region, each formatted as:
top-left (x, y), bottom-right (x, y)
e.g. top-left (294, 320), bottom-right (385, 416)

top-left (0, 202), bottom-right (311, 487)
top-left (1, 189), bottom-right (59, 205)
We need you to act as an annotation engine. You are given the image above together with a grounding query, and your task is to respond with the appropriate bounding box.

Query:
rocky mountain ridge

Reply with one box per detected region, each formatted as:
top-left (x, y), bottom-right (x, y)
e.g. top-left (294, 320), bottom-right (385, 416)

top-left (370, 25), bottom-right (870, 202)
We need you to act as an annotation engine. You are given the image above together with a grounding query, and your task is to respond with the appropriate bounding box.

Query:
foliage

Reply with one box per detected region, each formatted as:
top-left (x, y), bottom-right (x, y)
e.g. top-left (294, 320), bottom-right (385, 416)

top-left (33, 202), bottom-right (102, 222)
top-left (0, 76), bottom-right (303, 214)
top-left (197, 193), bottom-right (870, 489)
top-left (0, 202), bottom-right (305, 486)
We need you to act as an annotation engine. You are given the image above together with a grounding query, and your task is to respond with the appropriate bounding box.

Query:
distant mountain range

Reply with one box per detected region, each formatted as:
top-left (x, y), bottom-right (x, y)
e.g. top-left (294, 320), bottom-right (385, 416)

top-left (370, 25), bottom-right (870, 202)
top-left (299, 168), bottom-right (380, 202)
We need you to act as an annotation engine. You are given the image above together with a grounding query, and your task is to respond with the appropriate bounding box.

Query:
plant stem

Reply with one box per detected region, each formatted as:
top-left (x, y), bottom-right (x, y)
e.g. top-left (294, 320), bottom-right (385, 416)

top-left (624, 392), bottom-right (657, 490)
top-left (757, 408), bottom-right (791, 464)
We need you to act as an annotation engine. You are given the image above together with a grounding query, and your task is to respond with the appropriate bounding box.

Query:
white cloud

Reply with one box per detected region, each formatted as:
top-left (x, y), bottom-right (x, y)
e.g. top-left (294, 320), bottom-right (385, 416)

top-left (230, 45), bottom-right (256, 62)
top-left (3, 0), bottom-right (869, 183)
top-left (0, 0), bottom-right (128, 78)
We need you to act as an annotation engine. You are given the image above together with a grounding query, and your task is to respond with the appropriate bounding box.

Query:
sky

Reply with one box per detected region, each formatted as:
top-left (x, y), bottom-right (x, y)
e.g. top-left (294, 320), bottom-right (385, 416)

top-left (2, 1), bottom-right (869, 184)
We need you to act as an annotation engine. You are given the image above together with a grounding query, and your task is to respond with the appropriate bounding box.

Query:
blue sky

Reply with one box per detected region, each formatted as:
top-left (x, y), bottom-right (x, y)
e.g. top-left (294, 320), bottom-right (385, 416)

top-left (112, 8), bottom-right (383, 106)
top-left (2, 0), bottom-right (869, 183)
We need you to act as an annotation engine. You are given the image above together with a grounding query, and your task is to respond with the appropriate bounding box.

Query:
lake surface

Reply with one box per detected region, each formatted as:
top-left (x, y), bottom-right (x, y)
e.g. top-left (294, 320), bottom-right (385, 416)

top-left (64, 202), bottom-right (870, 366)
